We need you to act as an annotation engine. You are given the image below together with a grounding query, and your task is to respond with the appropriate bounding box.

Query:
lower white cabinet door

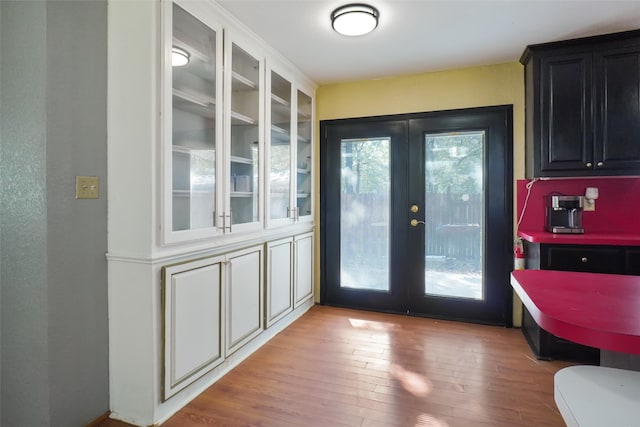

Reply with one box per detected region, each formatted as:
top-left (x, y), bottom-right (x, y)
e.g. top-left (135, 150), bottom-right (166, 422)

top-left (162, 256), bottom-right (224, 400)
top-left (226, 245), bottom-right (264, 355)
top-left (294, 232), bottom-right (314, 307)
top-left (266, 238), bottom-right (293, 327)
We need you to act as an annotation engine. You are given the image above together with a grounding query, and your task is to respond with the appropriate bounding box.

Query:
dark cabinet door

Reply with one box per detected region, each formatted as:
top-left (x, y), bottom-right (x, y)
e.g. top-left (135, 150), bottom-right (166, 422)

top-left (594, 46), bottom-right (640, 174)
top-left (523, 30), bottom-right (640, 178)
top-left (539, 53), bottom-right (593, 174)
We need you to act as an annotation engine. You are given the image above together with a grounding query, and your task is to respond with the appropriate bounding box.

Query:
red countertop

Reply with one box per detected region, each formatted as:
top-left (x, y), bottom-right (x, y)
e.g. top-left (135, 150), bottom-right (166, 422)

top-left (511, 270), bottom-right (640, 354)
top-left (518, 230), bottom-right (640, 246)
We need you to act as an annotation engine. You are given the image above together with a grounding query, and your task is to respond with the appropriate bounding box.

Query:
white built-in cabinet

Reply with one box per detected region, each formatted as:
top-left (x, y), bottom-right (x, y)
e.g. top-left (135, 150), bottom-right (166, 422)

top-left (266, 65), bottom-right (314, 227)
top-left (162, 256), bottom-right (224, 400)
top-left (225, 246), bottom-right (263, 355)
top-left (266, 238), bottom-right (294, 327)
top-left (165, 2), bottom-right (223, 241)
top-left (162, 245), bottom-right (263, 401)
top-left (225, 31), bottom-right (264, 233)
top-left (294, 232), bottom-right (314, 307)
top-left (165, 2), bottom-right (314, 244)
top-left (165, 2), bottom-right (267, 243)
top-left (108, 0), bottom-right (315, 425)
top-left (265, 232), bottom-right (313, 328)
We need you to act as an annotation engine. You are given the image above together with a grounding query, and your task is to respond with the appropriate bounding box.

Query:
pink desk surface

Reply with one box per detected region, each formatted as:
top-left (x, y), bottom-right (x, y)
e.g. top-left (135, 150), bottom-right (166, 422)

top-left (517, 230), bottom-right (640, 246)
top-left (511, 270), bottom-right (640, 354)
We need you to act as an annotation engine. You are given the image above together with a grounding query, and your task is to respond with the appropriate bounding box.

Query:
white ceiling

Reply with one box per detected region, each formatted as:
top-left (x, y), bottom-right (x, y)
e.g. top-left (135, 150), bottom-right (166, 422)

top-left (217, 0), bottom-right (640, 85)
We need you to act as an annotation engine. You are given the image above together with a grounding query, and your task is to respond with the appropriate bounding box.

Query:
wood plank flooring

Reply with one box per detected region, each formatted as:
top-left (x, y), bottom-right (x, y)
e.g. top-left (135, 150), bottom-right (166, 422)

top-left (103, 305), bottom-right (574, 427)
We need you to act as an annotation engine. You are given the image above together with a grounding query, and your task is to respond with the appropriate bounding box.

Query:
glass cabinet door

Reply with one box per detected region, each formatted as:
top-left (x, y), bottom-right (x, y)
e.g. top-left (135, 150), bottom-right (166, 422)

top-left (166, 2), bottom-right (222, 240)
top-left (267, 70), bottom-right (293, 225)
top-left (227, 39), bottom-right (263, 230)
top-left (296, 90), bottom-right (313, 219)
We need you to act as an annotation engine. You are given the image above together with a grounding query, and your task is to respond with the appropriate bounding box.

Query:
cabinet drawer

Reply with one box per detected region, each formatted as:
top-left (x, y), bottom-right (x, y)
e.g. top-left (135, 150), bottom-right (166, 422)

top-left (544, 246), bottom-right (624, 273)
top-left (626, 249), bottom-right (640, 275)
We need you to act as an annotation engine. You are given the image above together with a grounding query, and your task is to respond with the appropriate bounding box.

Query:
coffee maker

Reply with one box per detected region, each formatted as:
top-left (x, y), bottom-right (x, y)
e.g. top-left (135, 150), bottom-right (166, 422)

top-left (546, 195), bottom-right (584, 234)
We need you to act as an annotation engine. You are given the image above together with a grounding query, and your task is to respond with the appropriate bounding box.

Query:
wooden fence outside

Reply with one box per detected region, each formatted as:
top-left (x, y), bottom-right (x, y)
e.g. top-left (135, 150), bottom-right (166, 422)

top-left (341, 192), bottom-right (482, 271)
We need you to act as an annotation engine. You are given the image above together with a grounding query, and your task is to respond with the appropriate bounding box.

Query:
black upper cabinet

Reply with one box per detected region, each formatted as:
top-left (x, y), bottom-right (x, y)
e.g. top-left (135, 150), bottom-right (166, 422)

top-left (522, 30), bottom-right (640, 177)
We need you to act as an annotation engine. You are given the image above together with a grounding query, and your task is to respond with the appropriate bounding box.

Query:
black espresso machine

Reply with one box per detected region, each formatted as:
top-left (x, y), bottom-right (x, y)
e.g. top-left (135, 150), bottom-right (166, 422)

top-left (546, 195), bottom-right (584, 234)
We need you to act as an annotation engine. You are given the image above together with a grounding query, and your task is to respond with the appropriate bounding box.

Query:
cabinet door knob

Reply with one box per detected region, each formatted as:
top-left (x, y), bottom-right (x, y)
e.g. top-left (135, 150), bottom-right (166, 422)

top-left (581, 257), bottom-right (588, 263)
top-left (597, 161), bottom-right (603, 167)
top-left (586, 162), bottom-right (593, 168)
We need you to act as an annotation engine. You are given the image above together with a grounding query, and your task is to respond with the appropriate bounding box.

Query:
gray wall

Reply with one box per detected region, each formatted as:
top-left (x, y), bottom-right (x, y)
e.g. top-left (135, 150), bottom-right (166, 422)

top-left (0, 4), bottom-right (3, 423)
top-left (1, 2), bottom-right (4, 425)
top-left (1, 1), bottom-right (109, 426)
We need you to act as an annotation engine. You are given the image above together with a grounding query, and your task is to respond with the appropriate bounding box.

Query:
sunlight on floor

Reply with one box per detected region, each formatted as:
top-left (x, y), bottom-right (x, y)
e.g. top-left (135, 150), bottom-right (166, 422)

top-left (415, 413), bottom-right (450, 427)
top-left (389, 363), bottom-right (432, 397)
top-left (348, 318), bottom-right (396, 331)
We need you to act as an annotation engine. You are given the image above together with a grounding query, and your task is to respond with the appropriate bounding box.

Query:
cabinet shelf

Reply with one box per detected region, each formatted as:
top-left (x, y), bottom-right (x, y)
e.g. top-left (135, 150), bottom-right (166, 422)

top-left (271, 93), bottom-right (289, 107)
top-left (271, 99), bottom-right (291, 119)
top-left (271, 125), bottom-right (291, 145)
top-left (173, 189), bottom-right (214, 196)
top-left (172, 145), bottom-right (192, 154)
top-left (272, 103), bottom-right (292, 118)
top-left (173, 88), bottom-right (215, 107)
top-left (297, 111), bottom-right (311, 120)
top-left (231, 191), bottom-right (254, 198)
top-left (297, 135), bottom-right (310, 144)
top-left (232, 71), bottom-right (257, 90)
top-left (172, 128), bottom-right (215, 150)
top-left (231, 111), bottom-right (257, 125)
top-left (296, 168), bottom-right (310, 174)
top-left (173, 89), bottom-right (216, 118)
top-left (271, 124), bottom-right (289, 135)
top-left (296, 193), bottom-right (310, 198)
top-left (230, 155), bottom-right (253, 164)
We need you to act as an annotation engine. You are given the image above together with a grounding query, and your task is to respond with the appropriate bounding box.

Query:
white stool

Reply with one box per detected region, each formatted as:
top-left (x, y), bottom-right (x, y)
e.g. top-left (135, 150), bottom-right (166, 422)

top-left (554, 366), bottom-right (640, 427)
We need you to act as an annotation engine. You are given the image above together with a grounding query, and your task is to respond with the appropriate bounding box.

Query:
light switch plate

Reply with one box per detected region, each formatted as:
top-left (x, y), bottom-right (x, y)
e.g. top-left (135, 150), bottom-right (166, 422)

top-left (76, 176), bottom-right (99, 199)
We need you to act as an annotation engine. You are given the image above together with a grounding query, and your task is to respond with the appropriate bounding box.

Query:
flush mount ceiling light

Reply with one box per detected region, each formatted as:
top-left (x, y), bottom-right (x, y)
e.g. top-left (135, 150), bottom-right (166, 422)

top-left (171, 46), bottom-right (190, 67)
top-left (331, 3), bottom-right (379, 37)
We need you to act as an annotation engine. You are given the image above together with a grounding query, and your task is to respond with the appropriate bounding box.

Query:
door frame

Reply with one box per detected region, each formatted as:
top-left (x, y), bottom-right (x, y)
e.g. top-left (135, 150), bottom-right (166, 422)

top-left (319, 106), bottom-right (513, 326)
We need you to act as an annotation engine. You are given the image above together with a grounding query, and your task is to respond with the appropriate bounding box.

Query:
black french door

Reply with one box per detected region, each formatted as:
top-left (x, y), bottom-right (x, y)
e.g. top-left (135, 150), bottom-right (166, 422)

top-left (320, 106), bottom-right (513, 325)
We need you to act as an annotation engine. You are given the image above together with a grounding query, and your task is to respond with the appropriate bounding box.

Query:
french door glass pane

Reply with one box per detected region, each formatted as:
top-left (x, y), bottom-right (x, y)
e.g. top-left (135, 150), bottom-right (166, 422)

top-left (171, 4), bottom-right (217, 231)
top-left (340, 138), bottom-right (390, 291)
top-left (424, 132), bottom-right (484, 300)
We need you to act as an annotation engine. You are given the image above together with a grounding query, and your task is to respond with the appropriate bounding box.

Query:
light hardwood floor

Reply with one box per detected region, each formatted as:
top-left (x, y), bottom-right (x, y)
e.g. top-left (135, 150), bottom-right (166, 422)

top-left (102, 305), bottom-right (574, 427)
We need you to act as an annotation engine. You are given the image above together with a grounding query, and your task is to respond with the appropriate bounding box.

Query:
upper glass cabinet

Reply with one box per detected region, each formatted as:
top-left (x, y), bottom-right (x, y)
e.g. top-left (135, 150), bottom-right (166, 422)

top-left (266, 62), bottom-right (314, 227)
top-left (162, 1), bottom-right (311, 243)
top-left (267, 71), bottom-right (293, 225)
top-left (164, 2), bottom-right (223, 242)
top-left (227, 37), bottom-right (263, 231)
top-left (296, 90), bottom-right (313, 219)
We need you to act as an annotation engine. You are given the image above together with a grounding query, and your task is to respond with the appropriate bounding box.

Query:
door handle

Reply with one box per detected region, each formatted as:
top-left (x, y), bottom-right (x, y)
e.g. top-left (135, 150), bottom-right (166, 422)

top-left (410, 219), bottom-right (426, 227)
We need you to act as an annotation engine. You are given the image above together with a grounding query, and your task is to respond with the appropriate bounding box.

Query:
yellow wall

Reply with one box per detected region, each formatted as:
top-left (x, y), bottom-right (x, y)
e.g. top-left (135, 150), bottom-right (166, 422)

top-left (313, 61), bottom-right (526, 325)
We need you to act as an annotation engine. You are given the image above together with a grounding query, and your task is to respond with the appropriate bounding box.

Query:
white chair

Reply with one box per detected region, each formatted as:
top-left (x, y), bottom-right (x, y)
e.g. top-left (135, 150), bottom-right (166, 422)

top-left (554, 365), bottom-right (640, 427)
